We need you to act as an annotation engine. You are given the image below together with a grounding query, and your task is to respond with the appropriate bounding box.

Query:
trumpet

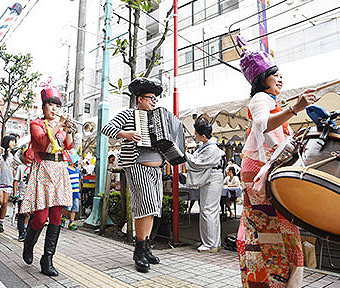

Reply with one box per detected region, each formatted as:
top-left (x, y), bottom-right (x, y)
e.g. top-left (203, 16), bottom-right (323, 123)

top-left (57, 114), bottom-right (83, 133)
top-left (57, 115), bottom-right (96, 136)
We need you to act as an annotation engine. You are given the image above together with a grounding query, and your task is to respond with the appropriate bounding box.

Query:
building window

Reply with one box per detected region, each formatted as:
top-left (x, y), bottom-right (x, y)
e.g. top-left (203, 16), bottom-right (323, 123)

top-left (219, 0), bottom-right (239, 15)
top-left (178, 0), bottom-right (238, 31)
top-left (68, 91), bottom-right (74, 102)
top-left (178, 30), bottom-right (239, 75)
top-left (84, 103), bottom-right (91, 114)
top-left (178, 46), bottom-right (194, 74)
top-left (221, 32), bottom-right (241, 62)
top-left (68, 105), bottom-right (73, 115)
top-left (146, 23), bottom-right (159, 41)
top-left (276, 18), bottom-right (339, 64)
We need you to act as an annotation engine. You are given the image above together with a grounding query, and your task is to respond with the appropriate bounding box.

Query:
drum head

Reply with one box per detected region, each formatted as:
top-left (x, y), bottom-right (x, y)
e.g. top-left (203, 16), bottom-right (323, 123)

top-left (267, 166), bottom-right (340, 242)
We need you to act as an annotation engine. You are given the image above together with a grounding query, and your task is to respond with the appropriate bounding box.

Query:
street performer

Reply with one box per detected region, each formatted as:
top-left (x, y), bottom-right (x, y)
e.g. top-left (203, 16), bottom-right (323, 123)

top-left (21, 83), bottom-right (73, 277)
top-left (236, 35), bottom-right (316, 287)
top-left (101, 77), bottom-right (163, 273)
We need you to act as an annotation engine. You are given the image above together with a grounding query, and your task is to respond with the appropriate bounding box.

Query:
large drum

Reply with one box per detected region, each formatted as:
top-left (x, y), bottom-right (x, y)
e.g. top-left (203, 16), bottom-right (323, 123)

top-left (266, 127), bottom-right (340, 242)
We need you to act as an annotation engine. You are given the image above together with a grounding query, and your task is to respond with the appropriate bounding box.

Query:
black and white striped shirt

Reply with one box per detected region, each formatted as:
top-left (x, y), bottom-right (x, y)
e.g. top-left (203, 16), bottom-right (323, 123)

top-left (101, 109), bottom-right (140, 168)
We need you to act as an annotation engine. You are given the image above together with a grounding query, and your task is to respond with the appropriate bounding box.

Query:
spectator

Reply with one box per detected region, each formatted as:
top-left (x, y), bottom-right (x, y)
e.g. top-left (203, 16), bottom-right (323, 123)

top-left (221, 166), bottom-right (242, 219)
top-left (0, 135), bottom-right (17, 233)
top-left (225, 158), bottom-right (241, 177)
top-left (13, 147), bottom-right (31, 241)
top-left (61, 149), bottom-right (81, 231)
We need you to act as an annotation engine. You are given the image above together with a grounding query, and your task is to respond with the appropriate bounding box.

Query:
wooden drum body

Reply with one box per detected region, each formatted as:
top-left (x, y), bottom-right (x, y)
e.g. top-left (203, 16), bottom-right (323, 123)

top-left (267, 128), bottom-right (340, 242)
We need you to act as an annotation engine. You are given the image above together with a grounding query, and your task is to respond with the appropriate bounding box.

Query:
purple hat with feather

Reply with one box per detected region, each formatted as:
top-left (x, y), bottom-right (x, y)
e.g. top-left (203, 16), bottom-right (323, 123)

top-left (236, 34), bottom-right (277, 84)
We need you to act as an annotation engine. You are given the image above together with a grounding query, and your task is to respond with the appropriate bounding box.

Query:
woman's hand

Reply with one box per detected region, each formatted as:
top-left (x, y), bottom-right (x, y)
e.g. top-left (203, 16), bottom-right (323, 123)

top-left (291, 88), bottom-right (317, 113)
top-left (59, 113), bottom-right (73, 132)
top-left (118, 131), bottom-right (142, 143)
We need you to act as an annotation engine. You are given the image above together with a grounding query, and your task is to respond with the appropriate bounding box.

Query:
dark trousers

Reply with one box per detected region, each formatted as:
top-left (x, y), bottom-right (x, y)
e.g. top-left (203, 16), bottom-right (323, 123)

top-left (17, 200), bottom-right (28, 234)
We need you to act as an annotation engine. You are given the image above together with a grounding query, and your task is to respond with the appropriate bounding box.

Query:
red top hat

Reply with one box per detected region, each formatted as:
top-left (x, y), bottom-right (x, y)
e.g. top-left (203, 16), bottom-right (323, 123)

top-left (40, 77), bottom-right (62, 104)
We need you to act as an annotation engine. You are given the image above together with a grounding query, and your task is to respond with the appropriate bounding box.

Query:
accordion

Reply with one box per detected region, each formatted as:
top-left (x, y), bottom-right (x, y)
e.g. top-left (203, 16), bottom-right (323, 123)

top-left (134, 107), bottom-right (186, 165)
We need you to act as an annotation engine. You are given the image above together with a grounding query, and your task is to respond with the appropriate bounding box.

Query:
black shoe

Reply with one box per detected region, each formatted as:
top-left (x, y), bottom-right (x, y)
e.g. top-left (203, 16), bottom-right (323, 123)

top-left (133, 240), bottom-right (150, 273)
top-left (145, 237), bottom-right (160, 264)
top-left (40, 224), bottom-right (60, 276)
top-left (0, 223), bottom-right (4, 233)
top-left (18, 231), bottom-right (27, 242)
top-left (23, 226), bottom-right (42, 264)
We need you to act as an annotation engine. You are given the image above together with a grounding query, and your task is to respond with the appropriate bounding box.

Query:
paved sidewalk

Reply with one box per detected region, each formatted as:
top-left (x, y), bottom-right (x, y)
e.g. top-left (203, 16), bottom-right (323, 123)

top-left (1, 219), bottom-right (340, 288)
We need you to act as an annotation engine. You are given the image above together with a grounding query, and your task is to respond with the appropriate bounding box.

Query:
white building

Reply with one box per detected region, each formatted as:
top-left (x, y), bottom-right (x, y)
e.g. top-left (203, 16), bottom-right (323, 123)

top-left (67, 0), bottom-right (340, 133)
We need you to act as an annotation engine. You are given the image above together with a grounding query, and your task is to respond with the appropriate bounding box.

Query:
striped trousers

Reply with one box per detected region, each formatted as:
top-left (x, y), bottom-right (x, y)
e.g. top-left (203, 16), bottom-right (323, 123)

top-left (124, 163), bottom-right (163, 219)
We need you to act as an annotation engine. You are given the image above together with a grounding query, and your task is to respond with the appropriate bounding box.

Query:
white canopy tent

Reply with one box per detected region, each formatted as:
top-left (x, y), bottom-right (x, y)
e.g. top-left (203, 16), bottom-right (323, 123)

top-left (166, 82), bottom-right (340, 141)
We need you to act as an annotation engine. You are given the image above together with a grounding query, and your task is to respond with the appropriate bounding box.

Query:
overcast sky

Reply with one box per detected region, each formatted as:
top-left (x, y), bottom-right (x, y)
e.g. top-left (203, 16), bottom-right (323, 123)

top-left (0, 0), bottom-right (79, 88)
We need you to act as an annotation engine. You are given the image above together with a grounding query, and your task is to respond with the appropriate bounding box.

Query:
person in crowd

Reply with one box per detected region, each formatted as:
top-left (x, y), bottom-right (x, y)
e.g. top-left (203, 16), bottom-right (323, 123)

top-left (108, 153), bottom-right (117, 189)
top-left (61, 149), bottom-right (81, 231)
top-left (101, 77), bottom-right (163, 273)
top-left (20, 85), bottom-right (73, 277)
top-left (186, 119), bottom-right (225, 253)
top-left (13, 147), bottom-right (31, 241)
top-left (0, 135), bottom-right (17, 233)
top-left (221, 166), bottom-right (242, 219)
top-left (236, 34), bottom-right (316, 287)
top-left (225, 158), bottom-right (241, 176)
top-left (10, 133), bottom-right (20, 144)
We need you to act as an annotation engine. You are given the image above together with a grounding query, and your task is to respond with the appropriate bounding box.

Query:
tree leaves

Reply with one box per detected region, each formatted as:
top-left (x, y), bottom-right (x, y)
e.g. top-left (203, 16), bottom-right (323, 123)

top-left (0, 45), bottom-right (41, 140)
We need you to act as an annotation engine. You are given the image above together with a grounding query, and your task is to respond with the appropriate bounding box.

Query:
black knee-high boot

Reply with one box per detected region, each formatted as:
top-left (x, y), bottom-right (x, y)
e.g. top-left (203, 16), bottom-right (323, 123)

top-left (133, 240), bottom-right (150, 272)
top-left (23, 226), bottom-right (42, 264)
top-left (40, 224), bottom-right (61, 276)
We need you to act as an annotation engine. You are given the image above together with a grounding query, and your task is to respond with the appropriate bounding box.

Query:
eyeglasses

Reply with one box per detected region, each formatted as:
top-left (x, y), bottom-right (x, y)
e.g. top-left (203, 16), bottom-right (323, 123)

top-left (141, 95), bottom-right (158, 102)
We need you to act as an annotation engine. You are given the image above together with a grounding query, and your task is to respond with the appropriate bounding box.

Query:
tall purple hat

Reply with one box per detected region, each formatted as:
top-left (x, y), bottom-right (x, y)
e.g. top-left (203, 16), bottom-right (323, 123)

top-left (236, 34), bottom-right (277, 84)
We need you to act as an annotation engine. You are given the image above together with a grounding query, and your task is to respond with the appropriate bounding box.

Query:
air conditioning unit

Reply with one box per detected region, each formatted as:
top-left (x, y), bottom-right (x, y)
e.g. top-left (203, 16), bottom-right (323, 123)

top-left (286, 0), bottom-right (294, 4)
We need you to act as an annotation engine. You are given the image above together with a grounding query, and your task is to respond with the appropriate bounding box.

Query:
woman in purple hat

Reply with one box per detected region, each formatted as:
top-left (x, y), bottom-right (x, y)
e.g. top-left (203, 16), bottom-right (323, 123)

top-left (21, 85), bottom-right (73, 277)
top-left (236, 35), bottom-right (316, 287)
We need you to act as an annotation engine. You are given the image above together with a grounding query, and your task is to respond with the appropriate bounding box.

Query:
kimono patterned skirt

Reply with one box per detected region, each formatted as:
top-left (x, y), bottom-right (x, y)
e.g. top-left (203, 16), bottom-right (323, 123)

top-left (237, 157), bottom-right (304, 288)
top-left (21, 160), bottom-right (72, 214)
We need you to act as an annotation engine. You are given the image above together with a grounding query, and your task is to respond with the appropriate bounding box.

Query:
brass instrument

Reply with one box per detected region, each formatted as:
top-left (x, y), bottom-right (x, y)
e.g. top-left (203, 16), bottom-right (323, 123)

top-left (83, 121), bottom-right (96, 138)
top-left (280, 79), bottom-right (340, 106)
top-left (57, 114), bottom-right (83, 133)
top-left (44, 120), bottom-right (62, 154)
top-left (57, 115), bottom-right (96, 135)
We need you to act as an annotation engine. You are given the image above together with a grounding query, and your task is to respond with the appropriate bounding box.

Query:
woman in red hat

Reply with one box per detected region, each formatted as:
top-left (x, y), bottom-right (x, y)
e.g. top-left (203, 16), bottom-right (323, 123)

top-left (21, 84), bottom-right (73, 276)
top-left (236, 35), bottom-right (316, 287)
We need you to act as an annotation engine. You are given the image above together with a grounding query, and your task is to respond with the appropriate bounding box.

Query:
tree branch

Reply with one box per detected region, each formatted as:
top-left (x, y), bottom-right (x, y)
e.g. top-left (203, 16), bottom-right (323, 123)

top-left (145, 5), bottom-right (173, 77)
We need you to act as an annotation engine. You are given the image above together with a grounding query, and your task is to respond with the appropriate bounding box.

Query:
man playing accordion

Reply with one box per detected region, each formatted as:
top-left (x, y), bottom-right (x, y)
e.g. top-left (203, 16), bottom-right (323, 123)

top-left (101, 78), bottom-right (163, 273)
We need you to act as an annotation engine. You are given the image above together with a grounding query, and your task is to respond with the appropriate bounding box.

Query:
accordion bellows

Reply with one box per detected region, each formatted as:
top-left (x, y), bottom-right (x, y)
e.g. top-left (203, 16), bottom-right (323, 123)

top-left (128, 77), bottom-right (163, 97)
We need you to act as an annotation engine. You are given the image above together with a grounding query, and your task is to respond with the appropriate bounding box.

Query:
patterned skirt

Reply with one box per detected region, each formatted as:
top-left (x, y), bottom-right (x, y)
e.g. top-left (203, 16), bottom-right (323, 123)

top-left (125, 163), bottom-right (163, 219)
top-left (20, 160), bottom-right (72, 214)
top-left (237, 157), bottom-right (304, 288)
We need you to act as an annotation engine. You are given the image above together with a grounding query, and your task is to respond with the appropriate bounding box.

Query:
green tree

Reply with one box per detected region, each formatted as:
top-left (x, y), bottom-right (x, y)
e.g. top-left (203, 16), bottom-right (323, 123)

top-left (0, 45), bottom-right (41, 141)
top-left (112, 0), bottom-right (173, 107)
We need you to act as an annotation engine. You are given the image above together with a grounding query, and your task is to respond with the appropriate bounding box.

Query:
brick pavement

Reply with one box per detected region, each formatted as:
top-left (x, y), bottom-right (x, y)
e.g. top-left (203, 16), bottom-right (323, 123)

top-left (1, 220), bottom-right (340, 288)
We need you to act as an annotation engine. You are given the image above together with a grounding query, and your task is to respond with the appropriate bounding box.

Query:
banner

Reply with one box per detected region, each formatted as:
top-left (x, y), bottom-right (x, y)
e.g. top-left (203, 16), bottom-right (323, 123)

top-left (257, 0), bottom-right (269, 52)
top-left (0, 3), bottom-right (23, 40)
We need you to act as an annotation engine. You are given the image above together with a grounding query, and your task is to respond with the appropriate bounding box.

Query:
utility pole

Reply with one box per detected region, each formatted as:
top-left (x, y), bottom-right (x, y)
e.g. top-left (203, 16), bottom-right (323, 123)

top-left (173, 0), bottom-right (180, 244)
top-left (84, 0), bottom-right (112, 227)
top-left (73, 0), bottom-right (87, 153)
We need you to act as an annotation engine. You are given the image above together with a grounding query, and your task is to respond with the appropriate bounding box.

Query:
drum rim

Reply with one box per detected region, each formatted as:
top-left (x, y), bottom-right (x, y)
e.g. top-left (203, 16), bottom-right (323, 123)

top-left (266, 168), bottom-right (340, 242)
top-left (269, 166), bottom-right (340, 193)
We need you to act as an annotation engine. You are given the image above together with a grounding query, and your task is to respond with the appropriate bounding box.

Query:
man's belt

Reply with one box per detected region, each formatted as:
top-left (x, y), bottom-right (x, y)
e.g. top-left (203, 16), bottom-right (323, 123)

top-left (43, 153), bottom-right (63, 162)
